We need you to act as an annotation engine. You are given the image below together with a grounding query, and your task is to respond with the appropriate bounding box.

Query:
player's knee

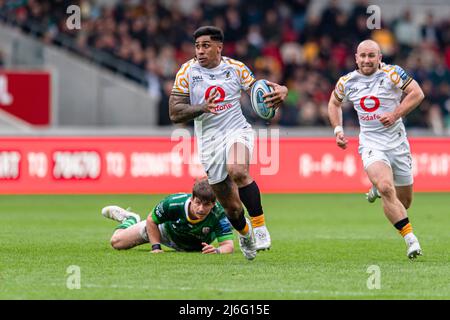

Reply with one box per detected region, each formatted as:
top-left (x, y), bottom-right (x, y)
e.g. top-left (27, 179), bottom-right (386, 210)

top-left (110, 235), bottom-right (125, 250)
top-left (377, 181), bottom-right (395, 197)
top-left (402, 197), bottom-right (412, 209)
top-left (225, 206), bottom-right (243, 220)
top-left (222, 202), bottom-right (243, 220)
top-left (227, 166), bottom-right (249, 185)
top-left (227, 208), bottom-right (243, 220)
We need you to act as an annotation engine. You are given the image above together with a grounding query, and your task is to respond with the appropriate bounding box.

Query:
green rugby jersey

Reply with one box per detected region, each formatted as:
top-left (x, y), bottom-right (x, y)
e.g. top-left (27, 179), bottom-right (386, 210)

top-left (151, 193), bottom-right (234, 251)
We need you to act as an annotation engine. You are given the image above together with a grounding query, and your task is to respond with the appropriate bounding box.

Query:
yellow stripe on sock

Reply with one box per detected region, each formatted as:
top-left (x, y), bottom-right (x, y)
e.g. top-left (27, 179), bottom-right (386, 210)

top-left (238, 223), bottom-right (249, 236)
top-left (399, 223), bottom-right (413, 237)
top-left (250, 215), bottom-right (265, 228)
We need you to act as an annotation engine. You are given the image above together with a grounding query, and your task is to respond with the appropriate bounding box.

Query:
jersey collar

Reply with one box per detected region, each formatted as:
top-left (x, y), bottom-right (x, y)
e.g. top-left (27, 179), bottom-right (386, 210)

top-left (356, 68), bottom-right (382, 78)
top-left (197, 57), bottom-right (225, 72)
top-left (185, 198), bottom-right (206, 224)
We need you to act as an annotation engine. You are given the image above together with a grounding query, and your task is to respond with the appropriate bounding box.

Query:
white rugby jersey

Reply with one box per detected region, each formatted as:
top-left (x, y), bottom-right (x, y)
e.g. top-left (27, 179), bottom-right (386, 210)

top-left (333, 64), bottom-right (414, 151)
top-left (171, 56), bottom-right (256, 141)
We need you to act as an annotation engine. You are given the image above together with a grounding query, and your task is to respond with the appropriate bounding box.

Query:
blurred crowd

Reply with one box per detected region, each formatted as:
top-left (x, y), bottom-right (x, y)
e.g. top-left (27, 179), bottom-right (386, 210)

top-left (1, 0), bottom-right (449, 133)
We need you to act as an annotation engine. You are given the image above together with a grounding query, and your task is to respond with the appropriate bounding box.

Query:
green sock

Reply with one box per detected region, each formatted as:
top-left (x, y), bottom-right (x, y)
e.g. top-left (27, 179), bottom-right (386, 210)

top-left (115, 216), bottom-right (138, 230)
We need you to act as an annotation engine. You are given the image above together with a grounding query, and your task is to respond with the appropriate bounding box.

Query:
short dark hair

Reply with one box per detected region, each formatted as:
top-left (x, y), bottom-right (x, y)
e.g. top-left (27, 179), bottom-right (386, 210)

top-left (193, 26), bottom-right (224, 42)
top-left (192, 179), bottom-right (216, 203)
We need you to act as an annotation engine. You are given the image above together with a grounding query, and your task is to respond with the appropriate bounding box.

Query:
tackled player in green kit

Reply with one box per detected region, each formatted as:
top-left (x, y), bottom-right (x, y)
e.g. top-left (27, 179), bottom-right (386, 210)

top-left (102, 179), bottom-right (234, 254)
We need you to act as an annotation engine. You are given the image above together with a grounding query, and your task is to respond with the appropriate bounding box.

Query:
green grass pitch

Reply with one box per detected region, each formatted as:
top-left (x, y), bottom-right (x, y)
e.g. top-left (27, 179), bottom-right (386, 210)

top-left (1, 193), bottom-right (449, 299)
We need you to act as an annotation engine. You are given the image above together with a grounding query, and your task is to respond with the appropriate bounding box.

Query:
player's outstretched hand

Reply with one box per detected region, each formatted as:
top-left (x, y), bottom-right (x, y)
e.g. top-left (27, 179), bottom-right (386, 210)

top-left (201, 242), bottom-right (218, 254)
top-left (336, 132), bottom-right (348, 149)
top-left (202, 87), bottom-right (220, 115)
top-left (379, 112), bottom-right (398, 127)
top-left (263, 81), bottom-right (288, 108)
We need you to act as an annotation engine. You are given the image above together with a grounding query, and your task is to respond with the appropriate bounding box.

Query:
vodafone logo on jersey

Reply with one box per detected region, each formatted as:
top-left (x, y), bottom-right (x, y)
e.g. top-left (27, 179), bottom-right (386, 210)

top-left (204, 86), bottom-right (225, 103)
top-left (204, 86), bottom-right (233, 112)
top-left (359, 95), bottom-right (380, 112)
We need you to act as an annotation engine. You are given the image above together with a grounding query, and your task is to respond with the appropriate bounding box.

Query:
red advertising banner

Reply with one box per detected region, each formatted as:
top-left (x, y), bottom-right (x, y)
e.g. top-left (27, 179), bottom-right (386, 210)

top-left (0, 70), bottom-right (51, 125)
top-left (0, 137), bottom-right (449, 194)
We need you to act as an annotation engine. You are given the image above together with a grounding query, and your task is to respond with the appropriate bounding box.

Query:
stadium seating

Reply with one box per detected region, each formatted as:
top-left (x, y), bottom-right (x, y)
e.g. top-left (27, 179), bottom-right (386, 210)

top-left (0, 0), bottom-right (448, 131)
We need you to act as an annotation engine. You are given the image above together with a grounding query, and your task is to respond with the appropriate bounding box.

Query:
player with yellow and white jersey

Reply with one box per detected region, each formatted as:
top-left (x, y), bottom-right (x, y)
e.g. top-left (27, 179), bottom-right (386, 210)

top-left (169, 26), bottom-right (288, 260)
top-left (328, 39), bottom-right (425, 259)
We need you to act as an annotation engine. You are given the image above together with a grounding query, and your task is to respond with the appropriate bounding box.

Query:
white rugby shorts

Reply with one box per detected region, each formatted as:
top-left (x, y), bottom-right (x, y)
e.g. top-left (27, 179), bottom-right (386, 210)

top-left (359, 140), bottom-right (413, 186)
top-left (138, 221), bottom-right (182, 250)
top-left (198, 127), bottom-right (255, 184)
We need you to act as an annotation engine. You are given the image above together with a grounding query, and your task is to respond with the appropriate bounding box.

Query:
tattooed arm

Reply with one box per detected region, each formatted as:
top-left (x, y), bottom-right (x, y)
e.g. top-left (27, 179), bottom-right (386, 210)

top-left (169, 89), bottom-right (219, 124)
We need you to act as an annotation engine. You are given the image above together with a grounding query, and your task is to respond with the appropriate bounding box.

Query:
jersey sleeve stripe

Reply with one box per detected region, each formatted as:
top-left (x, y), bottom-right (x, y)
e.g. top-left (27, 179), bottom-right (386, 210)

top-left (333, 90), bottom-right (343, 102)
top-left (217, 234), bottom-right (234, 242)
top-left (170, 91), bottom-right (190, 97)
top-left (400, 77), bottom-right (413, 90)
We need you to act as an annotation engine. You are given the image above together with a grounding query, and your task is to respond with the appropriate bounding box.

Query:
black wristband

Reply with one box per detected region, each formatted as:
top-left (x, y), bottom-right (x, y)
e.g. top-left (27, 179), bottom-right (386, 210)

top-left (151, 243), bottom-right (162, 251)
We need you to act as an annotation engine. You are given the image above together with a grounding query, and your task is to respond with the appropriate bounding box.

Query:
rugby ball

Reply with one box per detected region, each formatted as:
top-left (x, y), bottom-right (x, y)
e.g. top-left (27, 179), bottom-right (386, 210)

top-left (250, 79), bottom-right (276, 120)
